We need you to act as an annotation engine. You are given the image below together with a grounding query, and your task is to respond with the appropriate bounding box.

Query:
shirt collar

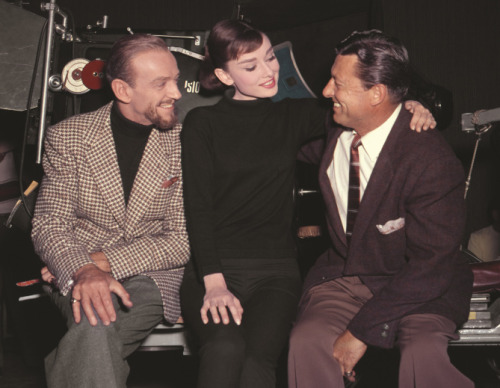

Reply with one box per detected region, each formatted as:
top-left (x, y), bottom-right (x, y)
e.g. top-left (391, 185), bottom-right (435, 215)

top-left (356, 103), bottom-right (401, 162)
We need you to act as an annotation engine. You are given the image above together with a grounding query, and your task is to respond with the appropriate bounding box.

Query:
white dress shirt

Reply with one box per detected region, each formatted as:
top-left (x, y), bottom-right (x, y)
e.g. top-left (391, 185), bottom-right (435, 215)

top-left (328, 104), bottom-right (402, 232)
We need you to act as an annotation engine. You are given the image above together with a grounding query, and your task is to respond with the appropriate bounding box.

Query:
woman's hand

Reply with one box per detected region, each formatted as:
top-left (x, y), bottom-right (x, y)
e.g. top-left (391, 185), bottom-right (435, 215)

top-left (202, 273), bottom-right (244, 325)
top-left (405, 100), bottom-right (437, 132)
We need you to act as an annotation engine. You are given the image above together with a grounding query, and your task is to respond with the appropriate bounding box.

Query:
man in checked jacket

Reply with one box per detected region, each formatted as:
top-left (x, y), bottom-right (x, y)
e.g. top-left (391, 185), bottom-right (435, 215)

top-left (31, 34), bottom-right (190, 388)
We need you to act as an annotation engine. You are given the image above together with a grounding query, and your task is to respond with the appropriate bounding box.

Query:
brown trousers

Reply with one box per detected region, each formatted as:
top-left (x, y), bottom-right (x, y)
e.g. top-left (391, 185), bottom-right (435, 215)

top-left (288, 277), bottom-right (474, 388)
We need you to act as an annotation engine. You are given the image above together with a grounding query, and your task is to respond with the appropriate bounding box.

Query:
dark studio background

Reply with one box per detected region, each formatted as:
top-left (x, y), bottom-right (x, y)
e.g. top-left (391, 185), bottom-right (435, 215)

top-left (1, 0), bottom-right (500, 386)
top-left (4, 0), bottom-right (500, 233)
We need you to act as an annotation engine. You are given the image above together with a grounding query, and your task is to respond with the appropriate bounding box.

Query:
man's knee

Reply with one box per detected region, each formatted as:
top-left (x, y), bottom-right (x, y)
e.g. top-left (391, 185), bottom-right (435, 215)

top-left (399, 330), bottom-right (450, 360)
top-left (48, 321), bottom-right (124, 375)
top-left (398, 314), bottom-right (456, 358)
top-left (289, 318), bottom-right (328, 355)
top-left (68, 319), bottom-right (120, 347)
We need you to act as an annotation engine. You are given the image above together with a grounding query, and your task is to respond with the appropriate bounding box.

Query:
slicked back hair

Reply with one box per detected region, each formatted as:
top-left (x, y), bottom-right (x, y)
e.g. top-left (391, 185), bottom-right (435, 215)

top-left (105, 33), bottom-right (170, 87)
top-left (336, 30), bottom-right (411, 103)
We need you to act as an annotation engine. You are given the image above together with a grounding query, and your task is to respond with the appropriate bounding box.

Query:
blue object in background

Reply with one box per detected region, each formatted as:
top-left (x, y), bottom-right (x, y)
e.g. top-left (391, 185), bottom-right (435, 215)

top-left (272, 41), bottom-right (316, 102)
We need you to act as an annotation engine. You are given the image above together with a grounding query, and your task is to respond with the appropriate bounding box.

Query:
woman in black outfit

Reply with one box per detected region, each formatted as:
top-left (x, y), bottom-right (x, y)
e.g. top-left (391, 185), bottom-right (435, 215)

top-left (180, 19), bottom-right (434, 388)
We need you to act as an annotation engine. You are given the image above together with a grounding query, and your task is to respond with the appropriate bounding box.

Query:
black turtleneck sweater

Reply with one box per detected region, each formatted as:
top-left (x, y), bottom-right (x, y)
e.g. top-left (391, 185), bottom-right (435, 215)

top-left (110, 103), bottom-right (153, 204)
top-left (182, 90), bottom-right (327, 277)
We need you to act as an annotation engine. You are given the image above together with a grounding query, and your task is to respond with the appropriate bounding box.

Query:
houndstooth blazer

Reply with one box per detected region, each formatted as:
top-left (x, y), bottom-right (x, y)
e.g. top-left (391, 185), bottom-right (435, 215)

top-left (31, 102), bottom-right (190, 323)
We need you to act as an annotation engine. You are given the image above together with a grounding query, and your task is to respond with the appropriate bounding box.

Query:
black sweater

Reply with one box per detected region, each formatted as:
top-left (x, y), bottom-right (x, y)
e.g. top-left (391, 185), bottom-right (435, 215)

top-left (182, 90), bottom-right (327, 277)
top-left (110, 103), bottom-right (153, 204)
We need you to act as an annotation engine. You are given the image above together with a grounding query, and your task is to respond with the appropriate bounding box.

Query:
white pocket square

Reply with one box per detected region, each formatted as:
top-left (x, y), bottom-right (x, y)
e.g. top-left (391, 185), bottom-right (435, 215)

top-left (376, 217), bottom-right (405, 235)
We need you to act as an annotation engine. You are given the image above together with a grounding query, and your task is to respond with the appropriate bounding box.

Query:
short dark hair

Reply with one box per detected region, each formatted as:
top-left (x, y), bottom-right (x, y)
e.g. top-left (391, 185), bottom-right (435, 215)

top-left (199, 19), bottom-right (264, 91)
top-left (336, 30), bottom-right (411, 103)
top-left (105, 33), bottom-right (170, 86)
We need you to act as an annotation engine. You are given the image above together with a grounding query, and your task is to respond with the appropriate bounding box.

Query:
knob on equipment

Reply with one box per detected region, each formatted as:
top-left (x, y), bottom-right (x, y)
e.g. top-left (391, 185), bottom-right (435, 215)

top-left (82, 59), bottom-right (106, 90)
top-left (61, 58), bottom-right (90, 94)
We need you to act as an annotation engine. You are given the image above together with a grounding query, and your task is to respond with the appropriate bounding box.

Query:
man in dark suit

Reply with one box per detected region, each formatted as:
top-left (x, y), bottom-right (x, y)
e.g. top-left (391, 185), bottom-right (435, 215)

top-left (288, 30), bottom-right (473, 388)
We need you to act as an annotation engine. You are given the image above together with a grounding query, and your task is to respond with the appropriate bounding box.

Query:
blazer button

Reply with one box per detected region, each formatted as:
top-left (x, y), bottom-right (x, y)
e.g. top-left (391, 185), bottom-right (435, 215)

top-left (321, 276), bottom-right (327, 280)
top-left (381, 331), bottom-right (388, 338)
top-left (383, 323), bottom-right (389, 330)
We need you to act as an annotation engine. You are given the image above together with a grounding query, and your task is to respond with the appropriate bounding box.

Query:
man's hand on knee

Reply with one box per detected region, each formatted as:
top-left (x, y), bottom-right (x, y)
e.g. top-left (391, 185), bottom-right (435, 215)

top-left (71, 264), bottom-right (133, 326)
top-left (332, 330), bottom-right (367, 383)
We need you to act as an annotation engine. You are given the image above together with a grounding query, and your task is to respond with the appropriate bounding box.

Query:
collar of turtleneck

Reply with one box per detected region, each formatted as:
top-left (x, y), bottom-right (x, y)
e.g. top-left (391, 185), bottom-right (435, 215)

top-left (110, 102), bottom-right (154, 139)
top-left (110, 102), bottom-right (154, 205)
top-left (218, 88), bottom-right (272, 111)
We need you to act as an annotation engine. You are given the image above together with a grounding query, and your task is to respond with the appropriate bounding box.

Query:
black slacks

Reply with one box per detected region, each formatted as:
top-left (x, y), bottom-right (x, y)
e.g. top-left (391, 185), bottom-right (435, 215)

top-left (180, 258), bottom-right (301, 388)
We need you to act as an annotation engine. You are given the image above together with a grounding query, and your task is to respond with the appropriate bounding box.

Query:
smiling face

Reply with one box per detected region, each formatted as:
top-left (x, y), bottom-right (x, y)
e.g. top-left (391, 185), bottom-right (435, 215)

top-left (118, 49), bottom-right (182, 129)
top-left (215, 34), bottom-right (280, 100)
top-left (322, 54), bottom-right (374, 134)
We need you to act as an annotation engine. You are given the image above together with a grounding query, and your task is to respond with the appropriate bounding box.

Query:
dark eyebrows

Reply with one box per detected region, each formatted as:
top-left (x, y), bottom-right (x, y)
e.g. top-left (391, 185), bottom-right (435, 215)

top-left (237, 57), bottom-right (257, 65)
top-left (236, 46), bottom-right (275, 65)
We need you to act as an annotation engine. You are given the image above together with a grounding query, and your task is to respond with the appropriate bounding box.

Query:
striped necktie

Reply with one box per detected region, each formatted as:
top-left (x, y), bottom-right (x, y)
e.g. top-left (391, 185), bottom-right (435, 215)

top-left (346, 132), bottom-right (362, 244)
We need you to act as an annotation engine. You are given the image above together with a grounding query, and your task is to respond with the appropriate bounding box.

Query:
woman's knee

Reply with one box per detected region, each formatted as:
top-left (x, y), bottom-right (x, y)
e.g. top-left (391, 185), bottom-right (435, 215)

top-left (200, 329), bottom-right (246, 361)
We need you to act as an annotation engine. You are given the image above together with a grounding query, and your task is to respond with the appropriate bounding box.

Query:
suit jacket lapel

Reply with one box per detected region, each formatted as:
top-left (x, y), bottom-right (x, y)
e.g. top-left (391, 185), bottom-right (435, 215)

top-left (350, 150), bottom-right (394, 249)
top-left (319, 127), bottom-right (348, 247)
top-left (349, 111), bottom-right (407, 249)
top-left (84, 103), bottom-right (126, 228)
top-left (125, 129), bottom-right (170, 234)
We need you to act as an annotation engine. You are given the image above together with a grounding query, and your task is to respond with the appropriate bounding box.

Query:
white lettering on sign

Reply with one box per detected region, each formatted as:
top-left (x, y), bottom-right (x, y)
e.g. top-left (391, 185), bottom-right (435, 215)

top-left (184, 80), bottom-right (200, 94)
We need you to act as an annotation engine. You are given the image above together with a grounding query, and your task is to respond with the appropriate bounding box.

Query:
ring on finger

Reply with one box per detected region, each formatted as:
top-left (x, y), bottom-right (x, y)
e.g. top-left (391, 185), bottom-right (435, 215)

top-left (70, 297), bottom-right (80, 304)
top-left (345, 371), bottom-right (353, 377)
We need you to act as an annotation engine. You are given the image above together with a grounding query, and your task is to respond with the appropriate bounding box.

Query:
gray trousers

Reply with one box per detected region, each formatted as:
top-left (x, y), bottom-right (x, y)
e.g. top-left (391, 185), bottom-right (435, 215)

top-left (288, 276), bottom-right (474, 388)
top-left (45, 275), bottom-right (164, 388)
